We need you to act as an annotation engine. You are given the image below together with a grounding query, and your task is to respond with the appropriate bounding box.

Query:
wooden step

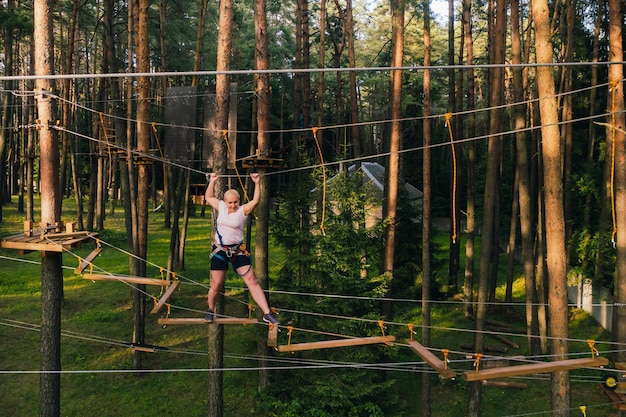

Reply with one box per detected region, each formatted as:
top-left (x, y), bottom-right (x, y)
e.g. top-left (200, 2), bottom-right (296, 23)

top-left (277, 335), bottom-right (395, 353)
top-left (464, 357), bottom-right (608, 382)
top-left (150, 280), bottom-right (181, 314)
top-left (158, 317), bottom-right (258, 325)
top-left (74, 247), bottom-right (102, 274)
top-left (82, 273), bottom-right (171, 286)
top-left (406, 340), bottom-right (456, 379)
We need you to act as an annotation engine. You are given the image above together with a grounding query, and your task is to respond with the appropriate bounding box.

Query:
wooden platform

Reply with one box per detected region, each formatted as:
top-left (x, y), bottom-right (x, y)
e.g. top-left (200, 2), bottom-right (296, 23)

top-left (464, 357), bottom-right (609, 382)
top-left (241, 153), bottom-right (284, 169)
top-left (0, 231), bottom-right (96, 253)
top-left (406, 340), bottom-right (456, 379)
top-left (0, 220), bottom-right (96, 253)
top-left (277, 335), bottom-right (395, 353)
top-left (158, 317), bottom-right (258, 325)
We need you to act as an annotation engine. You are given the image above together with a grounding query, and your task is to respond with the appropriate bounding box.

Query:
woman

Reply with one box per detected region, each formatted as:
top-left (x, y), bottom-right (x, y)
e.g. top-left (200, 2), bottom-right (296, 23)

top-left (204, 172), bottom-right (280, 325)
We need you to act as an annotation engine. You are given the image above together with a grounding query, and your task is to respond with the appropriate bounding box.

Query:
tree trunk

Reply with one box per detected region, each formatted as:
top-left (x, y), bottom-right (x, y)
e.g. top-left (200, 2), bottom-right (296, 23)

top-left (468, 0), bottom-right (505, 413)
top-left (133, 0), bottom-right (151, 370)
top-left (382, 0), bottom-right (404, 321)
top-left (511, 0), bottom-right (540, 355)
top-left (254, 0), bottom-right (272, 392)
top-left (532, 0), bottom-right (570, 412)
top-left (206, 1), bottom-right (233, 414)
top-left (346, 0), bottom-right (360, 159)
top-left (447, 0), bottom-right (459, 294)
top-left (421, 0), bottom-right (432, 414)
top-left (608, 0), bottom-right (626, 363)
top-left (462, 0), bottom-right (476, 319)
top-left (34, 0), bottom-right (62, 415)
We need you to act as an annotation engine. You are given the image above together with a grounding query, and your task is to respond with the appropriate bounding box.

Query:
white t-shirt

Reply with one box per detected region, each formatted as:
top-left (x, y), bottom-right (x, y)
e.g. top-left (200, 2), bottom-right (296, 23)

top-left (214, 200), bottom-right (246, 245)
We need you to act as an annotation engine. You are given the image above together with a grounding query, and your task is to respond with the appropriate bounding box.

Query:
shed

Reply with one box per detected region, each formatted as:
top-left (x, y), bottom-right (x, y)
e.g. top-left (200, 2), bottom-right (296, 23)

top-left (319, 162), bottom-right (422, 228)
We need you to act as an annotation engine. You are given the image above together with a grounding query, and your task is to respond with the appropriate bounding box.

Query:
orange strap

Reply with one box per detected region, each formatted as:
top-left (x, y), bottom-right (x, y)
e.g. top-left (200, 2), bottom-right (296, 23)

top-left (473, 353), bottom-right (483, 373)
top-left (287, 326), bottom-right (294, 346)
top-left (442, 349), bottom-right (450, 369)
top-left (587, 340), bottom-right (599, 358)
top-left (378, 320), bottom-right (386, 337)
top-left (248, 304), bottom-right (253, 320)
top-left (407, 323), bottom-right (415, 342)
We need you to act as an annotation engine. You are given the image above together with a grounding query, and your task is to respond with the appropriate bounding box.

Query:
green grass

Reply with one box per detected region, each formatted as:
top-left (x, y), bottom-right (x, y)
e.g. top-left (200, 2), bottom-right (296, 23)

top-left (0, 197), bottom-right (619, 416)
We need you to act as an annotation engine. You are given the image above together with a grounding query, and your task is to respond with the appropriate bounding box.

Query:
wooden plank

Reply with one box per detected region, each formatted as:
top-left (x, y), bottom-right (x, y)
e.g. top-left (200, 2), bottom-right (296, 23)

top-left (158, 317), bottom-right (258, 325)
top-left (150, 280), bottom-right (181, 314)
top-left (74, 247), bottom-right (103, 274)
top-left (277, 335), bottom-right (395, 353)
top-left (83, 273), bottom-right (171, 286)
top-left (406, 340), bottom-right (456, 379)
top-left (598, 383), bottom-right (626, 410)
top-left (464, 357), bottom-right (609, 382)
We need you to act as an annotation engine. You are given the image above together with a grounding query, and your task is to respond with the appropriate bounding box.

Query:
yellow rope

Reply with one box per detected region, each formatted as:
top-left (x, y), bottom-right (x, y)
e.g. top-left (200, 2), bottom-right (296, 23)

top-left (312, 127), bottom-right (326, 236)
top-left (222, 130), bottom-right (250, 203)
top-left (151, 122), bottom-right (165, 159)
top-left (99, 112), bottom-right (114, 188)
top-left (445, 113), bottom-right (458, 243)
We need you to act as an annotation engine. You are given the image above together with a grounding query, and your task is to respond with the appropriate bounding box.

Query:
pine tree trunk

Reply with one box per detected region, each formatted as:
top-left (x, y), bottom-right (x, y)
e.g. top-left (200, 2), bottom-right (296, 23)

top-left (421, 1), bottom-right (432, 414)
top-left (608, 0), bottom-right (626, 363)
top-left (254, 0), bottom-right (272, 392)
top-left (532, 0), bottom-right (571, 412)
top-left (462, 0), bottom-right (476, 320)
top-left (34, 0), bottom-right (62, 414)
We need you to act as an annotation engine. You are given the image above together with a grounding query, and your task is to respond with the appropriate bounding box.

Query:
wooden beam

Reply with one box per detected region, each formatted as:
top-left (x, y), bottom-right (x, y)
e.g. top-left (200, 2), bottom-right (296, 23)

top-left (83, 273), bottom-right (171, 286)
top-left (158, 317), bottom-right (258, 325)
top-left (150, 280), bottom-right (181, 314)
top-left (599, 383), bottom-right (626, 410)
top-left (464, 357), bottom-right (609, 382)
top-left (74, 247), bottom-right (103, 274)
top-left (406, 340), bottom-right (456, 379)
top-left (277, 335), bottom-right (395, 353)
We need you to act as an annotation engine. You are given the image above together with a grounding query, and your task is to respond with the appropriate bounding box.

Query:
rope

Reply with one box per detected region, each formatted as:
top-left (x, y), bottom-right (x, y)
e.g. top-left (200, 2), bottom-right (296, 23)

top-left (98, 112), bottom-right (114, 188)
top-left (445, 112), bottom-right (458, 243)
top-left (222, 130), bottom-right (250, 203)
top-left (312, 126), bottom-right (326, 236)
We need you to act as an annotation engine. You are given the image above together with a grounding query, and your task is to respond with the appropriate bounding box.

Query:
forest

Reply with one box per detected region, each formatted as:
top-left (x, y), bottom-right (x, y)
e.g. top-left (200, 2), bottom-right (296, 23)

top-left (0, 0), bottom-right (626, 415)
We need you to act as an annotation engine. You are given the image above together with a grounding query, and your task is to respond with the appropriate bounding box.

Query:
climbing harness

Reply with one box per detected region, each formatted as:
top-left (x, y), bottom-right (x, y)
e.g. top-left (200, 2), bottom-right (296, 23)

top-left (211, 214), bottom-right (252, 276)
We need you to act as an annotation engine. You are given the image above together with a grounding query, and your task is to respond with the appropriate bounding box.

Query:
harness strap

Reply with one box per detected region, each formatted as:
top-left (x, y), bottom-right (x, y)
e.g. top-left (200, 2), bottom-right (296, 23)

top-left (211, 243), bottom-right (243, 259)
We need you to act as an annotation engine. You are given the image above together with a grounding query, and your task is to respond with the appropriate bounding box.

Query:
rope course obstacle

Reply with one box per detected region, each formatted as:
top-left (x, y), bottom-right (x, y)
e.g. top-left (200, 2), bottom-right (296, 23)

top-left (0, 220), bottom-right (97, 254)
top-left (1, 227), bottom-right (613, 385)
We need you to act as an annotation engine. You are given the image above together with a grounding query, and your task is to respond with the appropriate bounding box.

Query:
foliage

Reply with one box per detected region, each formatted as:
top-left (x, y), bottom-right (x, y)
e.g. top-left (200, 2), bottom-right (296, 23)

top-left (266, 153), bottom-right (401, 416)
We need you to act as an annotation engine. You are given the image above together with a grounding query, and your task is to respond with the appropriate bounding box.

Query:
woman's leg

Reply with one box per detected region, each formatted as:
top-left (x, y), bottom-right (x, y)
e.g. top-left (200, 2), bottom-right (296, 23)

top-left (237, 266), bottom-right (270, 315)
top-left (207, 269), bottom-right (226, 311)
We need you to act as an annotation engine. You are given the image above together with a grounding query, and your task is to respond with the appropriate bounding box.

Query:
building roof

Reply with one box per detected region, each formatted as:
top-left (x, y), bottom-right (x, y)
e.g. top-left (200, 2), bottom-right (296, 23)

top-left (348, 162), bottom-right (423, 200)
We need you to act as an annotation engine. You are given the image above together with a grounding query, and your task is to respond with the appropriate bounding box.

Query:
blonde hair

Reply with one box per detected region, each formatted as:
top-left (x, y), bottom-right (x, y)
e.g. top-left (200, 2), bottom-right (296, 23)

top-left (224, 189), bottom-right (240, 201)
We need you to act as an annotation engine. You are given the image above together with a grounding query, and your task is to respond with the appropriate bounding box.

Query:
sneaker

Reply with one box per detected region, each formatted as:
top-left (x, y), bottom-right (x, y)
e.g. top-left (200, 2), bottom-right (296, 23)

top-left (205, 309), bottom-right (214, 322)
top-left (262, 312), bottom-right (280, 325)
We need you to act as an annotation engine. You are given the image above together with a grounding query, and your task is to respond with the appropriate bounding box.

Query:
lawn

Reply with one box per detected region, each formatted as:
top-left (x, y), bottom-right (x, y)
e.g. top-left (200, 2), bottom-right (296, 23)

top-left (0, 197), bottom-right (620, 416)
